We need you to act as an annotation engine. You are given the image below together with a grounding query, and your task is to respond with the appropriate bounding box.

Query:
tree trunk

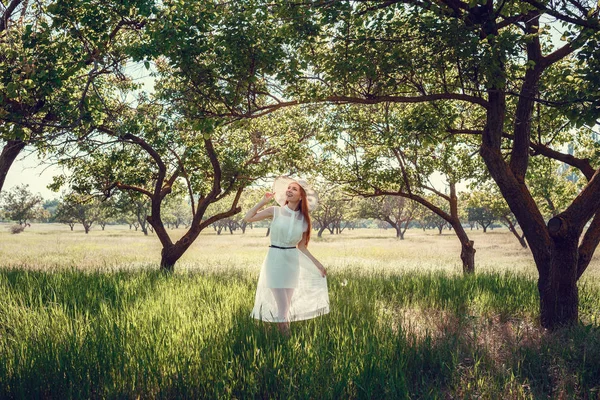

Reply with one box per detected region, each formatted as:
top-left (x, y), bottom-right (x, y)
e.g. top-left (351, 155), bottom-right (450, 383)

top-left (318, 226), bottom-right (326, 237)
top-left (460, 240), bottom-right (476, 274)
top-left (397, 228), bottom-right (404, 239)
top-left (452, 222), bottom-right (475, 274)
top-left (157, 221), bottom-right (205, 271)
top-left (160, 245), bottom-right (185, 272)
top-left (539, 234), bottom-right (579, 328)
top-left (84, 223), bottom-right (90, 234)
top-left (266, 227), bottom-right (270, 237)
top-left (0, 140), bottom-right (26, 193)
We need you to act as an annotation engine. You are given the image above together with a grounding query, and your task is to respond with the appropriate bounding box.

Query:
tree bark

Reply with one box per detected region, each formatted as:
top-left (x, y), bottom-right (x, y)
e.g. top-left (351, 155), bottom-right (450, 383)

top-left (452, 222), bottom-right (475, 274)
top-left (460, 240), bottom-right (476, 275)
top-left (539, 221), bottom-right (579, 328)
top-left (160, 245), bottom-right (184, 272)
top-left (0, 140), bottom-right (26, 193)
top-left (318, 226), bottom-right (326, 237)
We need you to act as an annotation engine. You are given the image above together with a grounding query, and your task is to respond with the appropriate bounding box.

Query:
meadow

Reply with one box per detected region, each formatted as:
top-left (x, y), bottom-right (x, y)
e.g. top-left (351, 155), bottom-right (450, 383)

top-left (0, 223), bottom-right (599, 399)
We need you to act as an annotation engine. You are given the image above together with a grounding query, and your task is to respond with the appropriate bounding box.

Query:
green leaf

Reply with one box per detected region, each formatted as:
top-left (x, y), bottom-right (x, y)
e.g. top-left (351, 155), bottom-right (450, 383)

top-left (6, 82), bottom-right (19, 99)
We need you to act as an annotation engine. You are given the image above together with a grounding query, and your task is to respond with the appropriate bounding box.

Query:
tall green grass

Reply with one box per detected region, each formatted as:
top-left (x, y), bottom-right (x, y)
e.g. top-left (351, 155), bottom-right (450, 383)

top-left (1, 268), bottom-right (599, 399)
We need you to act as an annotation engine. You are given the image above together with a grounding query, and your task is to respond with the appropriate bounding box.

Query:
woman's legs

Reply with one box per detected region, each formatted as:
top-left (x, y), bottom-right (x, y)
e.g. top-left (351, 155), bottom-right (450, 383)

top-left (271, 288), bottom-right (295, 334)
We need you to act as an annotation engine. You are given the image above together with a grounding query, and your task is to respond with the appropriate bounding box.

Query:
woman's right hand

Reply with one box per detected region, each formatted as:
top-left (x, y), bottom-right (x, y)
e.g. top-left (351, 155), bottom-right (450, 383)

top-left (263, 192), bottom-right (275, 202)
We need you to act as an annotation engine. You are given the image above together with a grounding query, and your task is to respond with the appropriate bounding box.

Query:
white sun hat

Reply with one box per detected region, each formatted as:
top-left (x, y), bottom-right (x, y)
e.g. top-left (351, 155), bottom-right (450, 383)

top-left (272, 175), bottom-right (319, 212)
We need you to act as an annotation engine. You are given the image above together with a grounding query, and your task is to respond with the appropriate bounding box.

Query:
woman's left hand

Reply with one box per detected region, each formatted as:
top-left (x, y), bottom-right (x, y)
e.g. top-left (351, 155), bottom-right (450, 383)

top-left (316, 262), bottom-right (327, 277)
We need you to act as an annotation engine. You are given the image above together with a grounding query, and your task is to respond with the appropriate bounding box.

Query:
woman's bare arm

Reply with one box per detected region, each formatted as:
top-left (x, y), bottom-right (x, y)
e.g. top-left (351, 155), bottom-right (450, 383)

top-left (297, 232), bottom-right (327, 277)
top-left (243, 193), bottom-right (275, 222)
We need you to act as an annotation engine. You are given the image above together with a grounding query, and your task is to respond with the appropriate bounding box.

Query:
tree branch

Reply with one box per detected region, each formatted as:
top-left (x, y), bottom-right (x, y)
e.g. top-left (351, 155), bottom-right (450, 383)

top-left (0, 0), bottom-right (21, 32)
top-left (577, 211), bottom-right (600, 279)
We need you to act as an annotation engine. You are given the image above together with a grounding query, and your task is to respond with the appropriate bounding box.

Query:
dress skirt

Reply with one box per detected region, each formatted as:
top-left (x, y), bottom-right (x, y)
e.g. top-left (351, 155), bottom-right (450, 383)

top-left (250, 246), bottom-right (330, 323)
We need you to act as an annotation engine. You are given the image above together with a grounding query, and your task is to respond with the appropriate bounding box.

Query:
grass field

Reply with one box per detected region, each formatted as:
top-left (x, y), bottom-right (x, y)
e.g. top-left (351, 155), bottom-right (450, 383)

top-left (0, 223), bottom-right (599, 398)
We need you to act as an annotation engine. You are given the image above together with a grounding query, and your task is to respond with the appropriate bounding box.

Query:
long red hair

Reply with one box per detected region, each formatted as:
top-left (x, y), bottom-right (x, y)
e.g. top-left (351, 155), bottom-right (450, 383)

top-left (285, 184), bottom-right (312, 246)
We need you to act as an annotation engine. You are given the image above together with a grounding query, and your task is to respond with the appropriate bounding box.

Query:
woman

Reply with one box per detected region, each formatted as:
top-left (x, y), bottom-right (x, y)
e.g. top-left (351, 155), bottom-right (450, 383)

top-left (244, 176), bottom-right (330, 335)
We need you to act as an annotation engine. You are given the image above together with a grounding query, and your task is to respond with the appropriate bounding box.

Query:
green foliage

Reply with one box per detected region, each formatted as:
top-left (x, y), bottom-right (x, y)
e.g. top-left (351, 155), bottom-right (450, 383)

top-left (463, 190), bottom-right (498, 231)
top-left (0, 0), bottom-right (150, 144)
top-left (526, 156), bottom-right (581, 219)
top-left (55, 193), bottom-right (103, 233)
top-left (0, 184), bottom-right (43, 225)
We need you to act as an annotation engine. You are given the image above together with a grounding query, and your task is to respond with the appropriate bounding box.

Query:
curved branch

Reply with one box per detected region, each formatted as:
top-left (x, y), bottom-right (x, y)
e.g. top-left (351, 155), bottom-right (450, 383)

top-left (577, 211), bottom-right (600, 279)
top-left (115, 182), bottom-right (153, 198)
top-left (520, 0), bottom-right (600, 31)
top-left (0, 0), bottom-right (21, 32)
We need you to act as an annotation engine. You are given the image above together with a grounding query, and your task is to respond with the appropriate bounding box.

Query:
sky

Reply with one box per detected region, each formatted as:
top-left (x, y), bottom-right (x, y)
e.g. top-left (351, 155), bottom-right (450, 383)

top-left (2, 17), bottom-right (570, 200)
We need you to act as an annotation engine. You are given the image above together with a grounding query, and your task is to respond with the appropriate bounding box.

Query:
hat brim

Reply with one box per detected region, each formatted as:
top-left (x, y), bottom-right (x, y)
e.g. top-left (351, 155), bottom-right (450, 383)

top-left (272, 176), bottom-right (319, 212)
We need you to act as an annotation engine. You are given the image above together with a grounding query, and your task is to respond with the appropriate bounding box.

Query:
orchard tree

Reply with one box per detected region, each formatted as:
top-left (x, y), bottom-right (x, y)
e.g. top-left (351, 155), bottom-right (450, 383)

top-left (0, 0), bottom-right (152, 192)
top-left (358, 196), bottom-right (418, 239)
top-left (97, 197), bottom-right (118, 231)
top-left (319, 103), bottom-right (478, 273)
top-left (0, 183), bottom-right (43, 226)
top-left (162, 196), bottom-right (191, 230)
top-left (268, 0), bottom-right (600, 328)
top-left (54, 98), bottom-right (318, 270)
top-left (311, 182), bottom-right (351, 237)
top-left (41, 198), bottom-right (59, 222)
top-left (485, 187), bottom-right (528, 249)
top-left (464, 191), bottom-right (497, 233)
top-left (55, 193), bottom-right (101, 234)
top-left (114, 192), bottom-right (151, 234)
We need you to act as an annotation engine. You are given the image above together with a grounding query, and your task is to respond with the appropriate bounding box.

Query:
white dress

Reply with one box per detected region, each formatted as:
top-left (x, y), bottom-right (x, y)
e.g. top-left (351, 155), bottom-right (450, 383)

top-left (250, 205), bottom-right (330, 322)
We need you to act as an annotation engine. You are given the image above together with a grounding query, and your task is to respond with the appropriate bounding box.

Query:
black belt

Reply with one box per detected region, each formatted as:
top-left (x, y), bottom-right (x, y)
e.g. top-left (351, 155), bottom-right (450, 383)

top-left (269, 245), bottom-right (296, 249)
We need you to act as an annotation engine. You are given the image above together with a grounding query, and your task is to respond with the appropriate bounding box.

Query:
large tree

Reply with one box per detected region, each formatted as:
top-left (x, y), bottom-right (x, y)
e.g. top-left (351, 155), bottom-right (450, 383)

top-left (0, 0), bottom-right (152, 192)
top-left (266, 0), bottom-right (600, 328)
top-left (319, 102), bottom-right (479, 273)
top-left (54, 97), bottom-right (318, 270)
